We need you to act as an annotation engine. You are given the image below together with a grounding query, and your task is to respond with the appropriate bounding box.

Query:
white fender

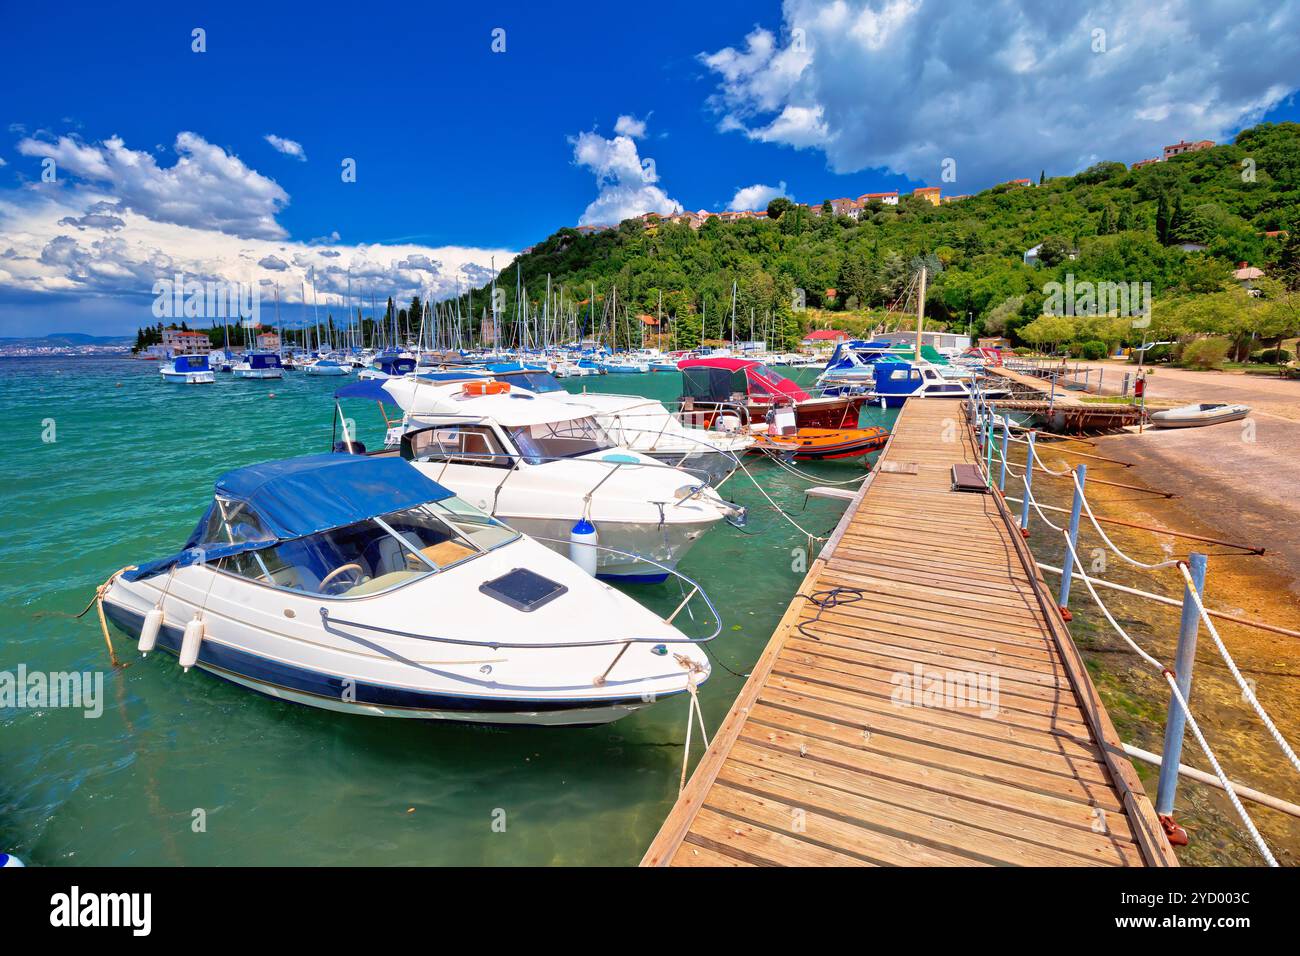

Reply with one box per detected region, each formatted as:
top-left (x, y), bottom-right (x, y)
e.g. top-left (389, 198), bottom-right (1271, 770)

top-left (139, 607), bottom-right (163, 655)
top-left (568, 518), bottom-right (599, 577)
top-left (180, 615), bottom-right (206, 671)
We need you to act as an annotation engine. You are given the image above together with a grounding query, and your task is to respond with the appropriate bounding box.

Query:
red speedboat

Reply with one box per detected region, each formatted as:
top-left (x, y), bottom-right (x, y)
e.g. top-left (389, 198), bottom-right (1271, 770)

top-left (678, 358), bottom-right (867, 430)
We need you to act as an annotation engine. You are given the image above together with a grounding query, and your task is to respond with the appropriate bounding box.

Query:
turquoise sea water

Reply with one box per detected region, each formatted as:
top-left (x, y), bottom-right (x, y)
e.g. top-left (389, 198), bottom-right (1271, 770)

top-left (0, 355), bottom-right (895, 866)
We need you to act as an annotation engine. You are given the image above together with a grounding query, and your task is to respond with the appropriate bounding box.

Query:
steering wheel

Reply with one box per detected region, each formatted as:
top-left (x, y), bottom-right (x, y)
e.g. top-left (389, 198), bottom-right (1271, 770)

top-left (319, 563), bottom-right (364, 592)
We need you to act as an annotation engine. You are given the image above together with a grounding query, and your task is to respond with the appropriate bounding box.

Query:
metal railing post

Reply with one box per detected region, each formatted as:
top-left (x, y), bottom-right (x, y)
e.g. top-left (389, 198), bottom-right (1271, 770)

top-left (1057, 463), bottom-right (1087, 618)
top-left (985, 404), bottom-right (995, 485)
top-left (1156, 552), bottom-right (1208, 824)
top-left (998, 414), bottom-right (1010, 492)
top-left (1019, 431), bottom-right (1036, 534)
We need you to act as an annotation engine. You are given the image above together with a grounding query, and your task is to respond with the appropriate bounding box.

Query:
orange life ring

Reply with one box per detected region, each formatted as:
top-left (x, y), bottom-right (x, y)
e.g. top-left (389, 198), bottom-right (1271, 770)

top-left (463, 380), bottom-right (511, 396)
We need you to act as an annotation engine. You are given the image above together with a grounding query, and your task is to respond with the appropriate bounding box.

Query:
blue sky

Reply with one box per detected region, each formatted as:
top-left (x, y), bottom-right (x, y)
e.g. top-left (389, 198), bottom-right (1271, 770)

top-left (2, 0), bottom-right (1298, 335)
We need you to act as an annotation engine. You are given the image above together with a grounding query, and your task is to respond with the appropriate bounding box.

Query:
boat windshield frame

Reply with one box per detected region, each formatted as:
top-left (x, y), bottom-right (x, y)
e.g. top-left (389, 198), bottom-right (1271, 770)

top-left (505, 415), bottom-right (616, 465)
top-left (209, 498), bottom-right (520, 601)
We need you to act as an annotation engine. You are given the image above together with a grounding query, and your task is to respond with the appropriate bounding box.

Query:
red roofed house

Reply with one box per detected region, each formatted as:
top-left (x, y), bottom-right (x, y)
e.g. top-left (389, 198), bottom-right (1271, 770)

top-left (1131, 157), bottom-right (1161, 169)
top-left (161, 328), bottom-right (211, 355)
top-left (801, 328), bottom-right (849, 354)
top-left (1164, 139), bottom-right (1215, 159)
top-left (829, 197), bottom-right (861, 219)
top-left (857, 191), bottom-right (899, 206)
top-left (913, 186), bottom-right (941, 206)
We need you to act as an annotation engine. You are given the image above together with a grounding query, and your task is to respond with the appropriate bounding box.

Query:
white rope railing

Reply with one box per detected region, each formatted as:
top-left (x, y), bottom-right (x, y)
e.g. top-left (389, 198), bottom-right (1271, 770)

top-left (1058, 521), bottom-right (1278, 866)
top-left (1177, 562), bottom-right (1300, 777)
top-left (967, 385), bottom-right (1289, 866)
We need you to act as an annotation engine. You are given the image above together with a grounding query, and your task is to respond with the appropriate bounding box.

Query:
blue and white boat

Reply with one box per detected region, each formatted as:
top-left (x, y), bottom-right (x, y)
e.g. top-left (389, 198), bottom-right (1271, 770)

top-left (357, 354), bottom-right (418, 381)
top-left (303, 356), bottom-right (353, 377)
top-left (159, 354), bottom-right (215, 384)
top-left (232, 351), bottom-right (285, 379)
top-left (600, 358), bottom-right (650, 374)
top-left (101, 454), bottom-right (713, 725)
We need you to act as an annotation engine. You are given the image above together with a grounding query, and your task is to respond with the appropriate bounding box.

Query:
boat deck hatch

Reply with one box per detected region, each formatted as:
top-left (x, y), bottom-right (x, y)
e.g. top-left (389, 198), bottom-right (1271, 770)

top-left (479, 568), bottom-right (569, 612)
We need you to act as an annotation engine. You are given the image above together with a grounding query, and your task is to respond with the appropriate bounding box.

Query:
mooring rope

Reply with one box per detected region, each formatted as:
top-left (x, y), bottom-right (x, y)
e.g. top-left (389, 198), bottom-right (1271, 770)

top-left (77, 566), bottom-right (137, 668)
top-left (677, 658), bottom-right (711, 793)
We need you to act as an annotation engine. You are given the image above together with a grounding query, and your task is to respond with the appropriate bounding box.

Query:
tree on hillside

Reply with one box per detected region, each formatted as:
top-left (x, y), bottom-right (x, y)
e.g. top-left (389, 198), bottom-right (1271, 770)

top-left (1037, 235), bottom-right (1072, 267)
top-left (1273, 229), bottom-right (1300, 291)
top-left (983, 295), bottom-right (1024, 336)
top-left (766, 197), bottom-right (794, 220)
top-left (1155, 193), bottom-right (1171, 243)
top-left (1019, 314), bottom-right (1076, 353)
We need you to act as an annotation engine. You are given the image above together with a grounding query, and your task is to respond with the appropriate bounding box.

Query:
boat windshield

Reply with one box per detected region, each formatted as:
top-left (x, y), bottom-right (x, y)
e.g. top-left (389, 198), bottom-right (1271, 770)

top-left (506, 416), bottom-right (615, 464)
top-left (506, 371), bottom-right (563, 393)
top-left (216, 499), bottom-right (518, 597)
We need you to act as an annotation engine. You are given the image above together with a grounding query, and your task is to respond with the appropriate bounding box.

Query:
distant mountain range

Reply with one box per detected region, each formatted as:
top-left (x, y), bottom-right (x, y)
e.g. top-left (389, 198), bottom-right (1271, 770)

top-left (0, 333), bottom-right (133, 346)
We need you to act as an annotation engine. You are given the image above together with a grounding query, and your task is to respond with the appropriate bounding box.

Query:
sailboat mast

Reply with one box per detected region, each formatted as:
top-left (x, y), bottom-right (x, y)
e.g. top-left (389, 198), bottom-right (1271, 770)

top-left (915, 265), bottom-right (927, 363)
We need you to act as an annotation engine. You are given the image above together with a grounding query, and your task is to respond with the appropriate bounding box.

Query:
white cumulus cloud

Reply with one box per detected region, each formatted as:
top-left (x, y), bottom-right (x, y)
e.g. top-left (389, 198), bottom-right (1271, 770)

top-left (17, 132), bottom-right (290, 239)
top-left (0, 130), bottom-right (515, 334)
top-left (701, 0), bottom-right (1300, 186)
top-left (614, 114), bottom-right (648, 139)
top-left (264, 133), bottom-right (307, 161)
top-left (730, 181), bottom-right (790, 210)
top-left (571, 119), bottom-right (682, 226)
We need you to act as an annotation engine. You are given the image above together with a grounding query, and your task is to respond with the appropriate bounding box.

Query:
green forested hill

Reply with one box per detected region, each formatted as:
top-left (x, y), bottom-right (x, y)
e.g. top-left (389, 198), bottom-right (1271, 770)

top-left (455, 122), bottom-right (1300, 354)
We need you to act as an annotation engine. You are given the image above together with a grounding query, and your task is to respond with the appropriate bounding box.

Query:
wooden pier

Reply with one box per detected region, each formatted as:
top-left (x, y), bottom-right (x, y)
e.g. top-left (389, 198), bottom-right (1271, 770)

top-left (641, 398), bottom-right (1176, 867)
top-left (985, 366), bottom-right (1142, 431)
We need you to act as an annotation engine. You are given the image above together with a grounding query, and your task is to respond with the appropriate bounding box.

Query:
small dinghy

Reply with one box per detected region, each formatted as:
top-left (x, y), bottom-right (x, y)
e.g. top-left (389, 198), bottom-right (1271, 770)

top-left (1150, 402), bottom-right (1251, 429)
top-left (101, 454), bottom-right (713, 725)
top-left (749, 426), bottom-right (890, 461)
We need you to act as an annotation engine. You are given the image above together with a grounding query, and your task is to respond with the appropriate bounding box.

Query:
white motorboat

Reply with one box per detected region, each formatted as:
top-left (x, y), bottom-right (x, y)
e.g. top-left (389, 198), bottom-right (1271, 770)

top-left (486, 369), bottom-right (751, 486)
top-left (337, 377), bottom-right (745, 582)
top-left (100, 454), bottom-right (713, 725)
top-left (356, 355), bottom-right (418, 381)
top-left (1150, 402), bottom-right (1252, 428)
top-left (303, 356), bottom-right (353, 377)
top-left (159, 354), bottom-right (215, 384)
top-left (232, 351), bottom-right (285, 379)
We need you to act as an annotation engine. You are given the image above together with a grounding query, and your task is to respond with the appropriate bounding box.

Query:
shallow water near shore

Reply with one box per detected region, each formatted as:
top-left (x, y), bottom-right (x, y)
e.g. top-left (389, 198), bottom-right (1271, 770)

top-left (1003, 433), bottom-right (1300, 866)
top-left (0, 354), bottom-right (893, 865)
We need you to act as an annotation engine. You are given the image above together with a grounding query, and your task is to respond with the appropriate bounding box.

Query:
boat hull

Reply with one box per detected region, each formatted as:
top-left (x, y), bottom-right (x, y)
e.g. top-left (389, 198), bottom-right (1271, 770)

top-left (160, 371), bottom-right (215, 384)
top-left (232, 367), bottom-right (284, 379)
top-left (641, 447), bottom-right (737, 486)
top-left (752, 427), bottom-right (889, 461)
top-left (101, 601), bottom-right (661, 725)
top-left (1151, 404), bottom-right (1251, 428)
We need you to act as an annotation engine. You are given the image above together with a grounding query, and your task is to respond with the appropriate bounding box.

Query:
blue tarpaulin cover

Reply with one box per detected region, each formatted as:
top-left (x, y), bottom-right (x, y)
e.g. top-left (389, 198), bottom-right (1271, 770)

top-left (333, 379), bottom-right (397, 403)
top-left (206, 453), bottom-right (452, 540)
top-left (124, 454), bottom-right (453, 581)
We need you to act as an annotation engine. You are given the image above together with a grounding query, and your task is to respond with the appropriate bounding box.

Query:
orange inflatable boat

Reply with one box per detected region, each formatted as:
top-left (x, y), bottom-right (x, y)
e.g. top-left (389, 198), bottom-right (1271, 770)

top-left (749, 426), bottom-right (889, 461)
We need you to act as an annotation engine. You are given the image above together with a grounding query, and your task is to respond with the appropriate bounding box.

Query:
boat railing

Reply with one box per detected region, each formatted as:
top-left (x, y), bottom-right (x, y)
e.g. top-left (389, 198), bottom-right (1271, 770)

top-left (319, 532), bottom-right (724, 666)
top-left (965, 378), bottom-right (1300, 864)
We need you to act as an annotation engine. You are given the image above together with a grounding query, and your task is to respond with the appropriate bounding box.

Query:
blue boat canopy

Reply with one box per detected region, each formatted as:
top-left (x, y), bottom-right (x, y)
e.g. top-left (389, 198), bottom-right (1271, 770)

top-left (333, 379), bottom-right (398, 403)
top-left (172, 354), bottom-right (210, 372)
top-left (203, 453), bottom-right (453, 541)
top-left (124, 454), bottom-right (454, 581)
